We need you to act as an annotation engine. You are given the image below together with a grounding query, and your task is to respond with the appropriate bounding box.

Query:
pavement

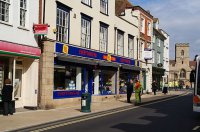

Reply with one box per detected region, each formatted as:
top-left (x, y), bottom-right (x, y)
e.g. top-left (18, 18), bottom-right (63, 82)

top-left (0, 90), bottom-right (188, 132)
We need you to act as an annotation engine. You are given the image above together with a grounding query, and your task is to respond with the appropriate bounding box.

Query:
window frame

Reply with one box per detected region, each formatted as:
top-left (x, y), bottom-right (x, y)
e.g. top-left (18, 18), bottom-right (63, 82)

top-left (100, 0), bottom-right (108, 15)
top-left (140, 17), bottom-right (145, 33)
top-left (117, 30), bottom-right (124, 56)
top-left (128, 34), bottom-right (134, 58)
top-left (0, 0), bottom-right (10, 22)
top-left (81, 14), bottom-right (92, 49)
top-left (157, 52), bottom-right (160, 63)
top-left (147, 21), bottom-right (151, 36)
top-left (56, 3), bottom-right (71, 43)
top-left (81, 0), bottom-right (92, 7)
top-left (99, 22), bottom-right (108, 52)
top-left (20, 0), bottom-right (27, 27)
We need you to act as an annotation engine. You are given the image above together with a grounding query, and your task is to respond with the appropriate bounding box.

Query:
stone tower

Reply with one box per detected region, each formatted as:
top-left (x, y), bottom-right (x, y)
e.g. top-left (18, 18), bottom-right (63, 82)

top-left (172, 43), bottom-right (191, 86)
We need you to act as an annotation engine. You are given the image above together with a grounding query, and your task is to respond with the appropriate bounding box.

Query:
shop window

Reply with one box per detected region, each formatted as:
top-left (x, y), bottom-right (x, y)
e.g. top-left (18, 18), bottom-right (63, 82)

top-left (0, 0), bottom-right (10, 22)
top-left (54, 65), bottom-right (78, 91)
top-left (99, 70), bottom-right (115, 95)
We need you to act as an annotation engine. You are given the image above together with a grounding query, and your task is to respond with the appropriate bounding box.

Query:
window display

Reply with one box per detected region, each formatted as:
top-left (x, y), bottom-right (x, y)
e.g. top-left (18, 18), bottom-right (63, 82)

top-left (54, 65), bottom-right (77, 91)
top-left (99, 70), bottom-right (115, 95)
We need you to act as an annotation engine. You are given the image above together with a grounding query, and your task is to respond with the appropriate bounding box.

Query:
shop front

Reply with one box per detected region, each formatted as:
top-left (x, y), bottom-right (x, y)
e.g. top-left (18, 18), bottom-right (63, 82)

top-left (152, 67), bottom-right (165, 90)
top-left (0, 40), bottom-right (41, 108)
top-left (119, 65), bottom-right (140, 94)
top-left (52, 43), bottom-right (140, 106)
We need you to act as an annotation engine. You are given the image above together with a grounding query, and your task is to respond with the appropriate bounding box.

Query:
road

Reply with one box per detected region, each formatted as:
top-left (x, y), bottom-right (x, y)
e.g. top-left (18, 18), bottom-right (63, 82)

top-left (25, 92), bottom-right (200, 132)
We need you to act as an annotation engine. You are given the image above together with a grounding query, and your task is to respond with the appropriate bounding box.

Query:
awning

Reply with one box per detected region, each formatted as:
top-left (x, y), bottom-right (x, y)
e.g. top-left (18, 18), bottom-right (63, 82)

top-left (0, 41), bottom-right (41, 59)
top-left (98, 61), bottom-right (119, 68)
top-left (57, 54), bottom-right (98, 66)
top-left (121, 64), bottom-right (141, 71)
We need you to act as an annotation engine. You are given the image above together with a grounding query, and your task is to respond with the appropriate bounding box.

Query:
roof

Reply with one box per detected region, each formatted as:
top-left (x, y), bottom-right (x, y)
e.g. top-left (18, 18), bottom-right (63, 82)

top-left (189, 61), bottom-right (196, 68)
top-left (153, 28), bottom-right (167, 40)
top-left (132, 6), bottom-right (153, 19)
top-left (115, 0), bottom-right (133, 16)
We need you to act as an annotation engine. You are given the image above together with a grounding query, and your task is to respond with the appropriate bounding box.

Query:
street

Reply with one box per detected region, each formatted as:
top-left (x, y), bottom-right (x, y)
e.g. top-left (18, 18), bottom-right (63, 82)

top-left (26, 91), bottom-right (200, 132)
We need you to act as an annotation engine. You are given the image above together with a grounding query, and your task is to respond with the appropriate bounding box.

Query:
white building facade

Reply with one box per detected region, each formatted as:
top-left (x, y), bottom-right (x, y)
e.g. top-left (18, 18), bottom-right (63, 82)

top-left (39, 0), bottom-right (140, 109)
top-left (0, 0), bottom-right (40, 108)
top-left (161, 29), bottom-right (170, 84)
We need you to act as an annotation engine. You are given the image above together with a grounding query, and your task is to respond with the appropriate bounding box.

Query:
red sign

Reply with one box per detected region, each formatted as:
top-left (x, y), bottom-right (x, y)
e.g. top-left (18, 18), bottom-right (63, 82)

top-left (33, 24), bottom-right (48, 35)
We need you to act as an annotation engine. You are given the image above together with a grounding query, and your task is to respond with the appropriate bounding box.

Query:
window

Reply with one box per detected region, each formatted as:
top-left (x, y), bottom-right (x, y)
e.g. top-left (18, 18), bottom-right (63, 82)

top-left (81, 0), bottom-right (91, 6)
top-left (141, 17), bottom-right (145, 33)
top-left (157, 38), bottom-right (160, 47)
top-left (0, 0), bottom-right (10, 22)
top-left (180, 69), bottom-right (186, 78)
top-left (81, 16), bottom-right (91, 48)
top-left (56, 4), bottom-right (70, 43)
top-left (128, 35), bottom-right (134, 58)
top-left (152, 50), bottom-right (155, 63)
top-left (117, 30), bottom-right (124, 56)
top-left (100, 0), bottom-right (108, 15)
top-left (157, 52), bottom-right (160, 63)
top-left (181, 50), bottom-right (184, 56)
top-left (20, 0), bottom-right (27, 27)
top-left (147, 21), bottom-right (151, 36)
top-left (54, 65), bottom-right (81, 91)
top-left (99, 23), bottom-right (108, 52)
top-left (139, 42), bottom-right (143, 60)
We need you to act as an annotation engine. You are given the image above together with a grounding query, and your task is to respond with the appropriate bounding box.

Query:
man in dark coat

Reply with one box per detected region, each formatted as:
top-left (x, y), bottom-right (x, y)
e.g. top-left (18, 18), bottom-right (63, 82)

top-left (152, 80), bottom-right (158, 95)
top-left (2, 79), bottom-right (13, 116)
top-left (126, 79), bottom-right (134, 103)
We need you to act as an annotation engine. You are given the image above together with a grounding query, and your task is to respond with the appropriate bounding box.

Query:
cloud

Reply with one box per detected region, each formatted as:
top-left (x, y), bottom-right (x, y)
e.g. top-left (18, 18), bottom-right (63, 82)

top-left (130, 0), bottom-right (200, 59)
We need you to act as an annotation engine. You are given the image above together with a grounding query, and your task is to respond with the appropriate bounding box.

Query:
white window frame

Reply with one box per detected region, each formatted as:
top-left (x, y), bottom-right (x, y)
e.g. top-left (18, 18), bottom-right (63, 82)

top-left (152, 50), bottom-right (155, 63)
top-left (157, 38), bottom-right (160, 47)
top-left (20, 0), bottom-right (27, 27)
top-left (147, 21), bottom-right (151, 36)
top-left (81, 17), bottom-right (91, 48)
top-left (56, 5), bottom-right (70, 43)
top-left (141, 17), bottom-right (145, 33)
top-left (0, 0), bottom-right (10, 22)
top-left (100, 0), bottom-right (108, 15)
top-left (81, 0), bottom-right (91, 6)
top-left (117, 30), bottom-right (124, 56)
top-left (157, 52), bottom-right (160, 63)
top-left (99, 23), bottom-right (108, 52)
top-left (128, 35), bottom-right (134, 58)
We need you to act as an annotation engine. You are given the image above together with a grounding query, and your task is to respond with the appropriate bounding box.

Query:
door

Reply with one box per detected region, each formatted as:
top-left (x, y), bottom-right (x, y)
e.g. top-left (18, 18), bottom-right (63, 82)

top-left (14, 67), bottom-right (23, 108)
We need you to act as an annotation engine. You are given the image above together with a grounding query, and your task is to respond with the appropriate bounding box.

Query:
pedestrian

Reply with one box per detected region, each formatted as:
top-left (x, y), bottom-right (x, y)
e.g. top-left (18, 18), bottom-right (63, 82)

top-left (152, 80), bottom-right (158, 95)
top-left (2, 79), bottom-right (13, 116)
top-left (162, 83), bottom-right (168, 95)
top-left (134, 79), bottom-right (142, 105)
top-left (126, 78), bottom-right (134, 103)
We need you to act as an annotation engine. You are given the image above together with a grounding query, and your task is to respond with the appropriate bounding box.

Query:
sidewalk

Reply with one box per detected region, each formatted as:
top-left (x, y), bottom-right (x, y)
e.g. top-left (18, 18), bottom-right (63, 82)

top-left (0, 90), bottom-right (187, 132)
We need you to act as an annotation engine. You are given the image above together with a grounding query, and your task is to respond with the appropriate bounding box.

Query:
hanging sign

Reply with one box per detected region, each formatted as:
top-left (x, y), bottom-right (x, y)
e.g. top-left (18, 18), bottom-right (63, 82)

top-left (33, 24), bottom-right (49, 35)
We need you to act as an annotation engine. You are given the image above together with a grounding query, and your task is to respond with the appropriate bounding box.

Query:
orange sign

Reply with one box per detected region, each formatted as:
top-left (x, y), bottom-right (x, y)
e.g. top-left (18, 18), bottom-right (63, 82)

top-left (63, 44), bottom-right (69, 54)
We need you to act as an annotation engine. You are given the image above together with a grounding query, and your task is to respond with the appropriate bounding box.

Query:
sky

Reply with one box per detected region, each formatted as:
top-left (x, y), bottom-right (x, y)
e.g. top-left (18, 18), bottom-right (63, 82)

top-left (129, 0), bottom-right (200, 60)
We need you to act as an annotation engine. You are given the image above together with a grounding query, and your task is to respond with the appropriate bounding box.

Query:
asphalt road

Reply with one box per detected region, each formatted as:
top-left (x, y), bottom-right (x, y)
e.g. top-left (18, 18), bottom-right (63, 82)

top-left (33, 92), bottom-right (200, 132)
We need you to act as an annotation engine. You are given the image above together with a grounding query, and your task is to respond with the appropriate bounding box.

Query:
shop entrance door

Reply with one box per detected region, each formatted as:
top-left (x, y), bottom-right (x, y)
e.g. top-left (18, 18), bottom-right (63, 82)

top-left (14, 67), bottom-right (23, 108)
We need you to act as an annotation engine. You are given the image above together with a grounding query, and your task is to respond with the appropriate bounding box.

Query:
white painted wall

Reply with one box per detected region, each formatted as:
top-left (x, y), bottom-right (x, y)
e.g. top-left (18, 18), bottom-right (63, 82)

top-left (45, 0), bottom-right (116, 53)
top-left (0, 0), bottom-right (39, 47)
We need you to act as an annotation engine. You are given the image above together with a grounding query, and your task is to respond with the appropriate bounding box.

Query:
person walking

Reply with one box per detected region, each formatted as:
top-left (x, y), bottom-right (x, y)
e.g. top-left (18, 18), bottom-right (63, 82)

top-left (2, 79), bottom-right (13, 116)
top-left (134, 79), bottom-right (142, 105)
top-left (152, 80), bottom-right (158, 95)
top-left (126, 78), bottom-right (134, 103)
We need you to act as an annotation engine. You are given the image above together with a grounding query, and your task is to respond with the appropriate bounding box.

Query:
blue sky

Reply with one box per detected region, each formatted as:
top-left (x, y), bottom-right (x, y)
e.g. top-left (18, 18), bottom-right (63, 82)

top-left (129, 0), bottom-right (200, 60)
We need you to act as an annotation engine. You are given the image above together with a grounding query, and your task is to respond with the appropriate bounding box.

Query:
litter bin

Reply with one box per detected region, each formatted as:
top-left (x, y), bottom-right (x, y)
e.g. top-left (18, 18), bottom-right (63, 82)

top-left (81, 93), bottom-right (91, 112)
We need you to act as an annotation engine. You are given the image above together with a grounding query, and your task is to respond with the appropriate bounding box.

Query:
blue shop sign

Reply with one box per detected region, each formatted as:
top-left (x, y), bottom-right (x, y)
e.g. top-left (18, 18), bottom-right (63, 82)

top-left (53, 90), bottom-right (82, 99)
top-left (56, 43), bottom-right (137, 66)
